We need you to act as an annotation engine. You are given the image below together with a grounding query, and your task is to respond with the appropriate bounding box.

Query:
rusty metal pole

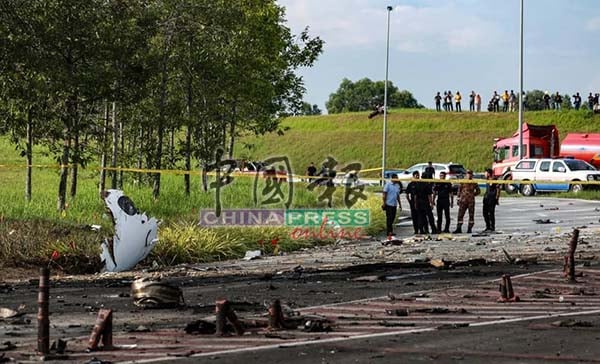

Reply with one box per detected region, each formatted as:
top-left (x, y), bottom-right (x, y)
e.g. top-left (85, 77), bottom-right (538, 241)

top-left (568, 229), bottom-right (579, 282)
top-left (37, 267), bottom-right (50, 355)
top-left (215, 300), bottom-right (228, 336)
top-left (268, 299), bottom-right (284, 330)
top-left (225, 306), bottom-right (245, 336)
top-left (499, 276), bottom-right (508, 300)
top-left (505, 275), bottom-right (515, 299)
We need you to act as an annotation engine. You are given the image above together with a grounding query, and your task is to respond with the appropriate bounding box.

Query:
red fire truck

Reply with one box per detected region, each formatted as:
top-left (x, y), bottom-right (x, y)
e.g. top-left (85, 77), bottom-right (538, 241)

top-left (492, 123), bottom-right (600, 191)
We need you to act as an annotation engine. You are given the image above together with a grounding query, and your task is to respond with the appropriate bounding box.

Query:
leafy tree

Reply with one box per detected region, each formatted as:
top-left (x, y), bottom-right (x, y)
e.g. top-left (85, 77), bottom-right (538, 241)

top-left (524, 90), bottom-right (545, 111)
top-left (298, 102), bottom-right (322, 115)
top-left (326, 78), bottom-right (423, 114)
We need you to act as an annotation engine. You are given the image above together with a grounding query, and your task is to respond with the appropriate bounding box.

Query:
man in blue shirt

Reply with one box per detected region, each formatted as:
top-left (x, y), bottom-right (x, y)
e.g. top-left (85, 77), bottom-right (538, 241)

top-left (382, 174), bottom-right (402, 237)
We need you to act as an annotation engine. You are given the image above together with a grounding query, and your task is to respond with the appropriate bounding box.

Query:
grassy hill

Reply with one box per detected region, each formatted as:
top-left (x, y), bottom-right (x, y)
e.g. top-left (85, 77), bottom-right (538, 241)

top-left (237, 109), bottom-right (600, 174)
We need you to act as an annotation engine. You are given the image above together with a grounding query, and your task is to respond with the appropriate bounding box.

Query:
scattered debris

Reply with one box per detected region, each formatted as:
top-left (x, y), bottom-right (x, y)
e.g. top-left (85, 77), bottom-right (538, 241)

top-left (564, 229), bottom-right (580, 282)
top-left (381, 238), bottom-right (403, 246)
top-left (0, 341), bottom-right (17, 352)
top-left (498, 274), bottom-right (520, 302)
top-left (430, 259), bottom-right (446, 269)
top-left (533, 219), bottom-right (555, 224)
top-left (437, 323), bottom-right (469, 330)
top-left (126, 325), bottom-right (152, 333)
top-left (502, 248), bottom-right (516, 264)
top-left (0, 308), bottom-right (19, 320)
top-left (87, 309), bottom-right (113, 352)
top-left (243, 250), bottom-right (262, 261)
top-left (386, 308), bottom-right (409, 316)
top-left (352, 275), bottom-right (382, 282)
top-left (551, 319), bottom-right (593, 328)
top-left (50, 338), bottom-right (67, 354)
top-left (544, 207), bottom-right (559, 211)
top-left (131, 277), bottom-right (184, 309)
top-left (215, 300), bottom-right (245, 336)
top-left (303, 319), bottom-right (332, 332)
top-left (184, 320), bottom-right (217, 335)
top-left (100, 190), bottom-right (159, 272)
top-left (377, 321), bottom-right (415, 327)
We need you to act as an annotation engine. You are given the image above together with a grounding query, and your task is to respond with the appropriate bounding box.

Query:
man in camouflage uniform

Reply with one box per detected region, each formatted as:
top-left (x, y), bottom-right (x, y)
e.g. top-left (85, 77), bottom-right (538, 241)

top-left (453, 170), bottom-right (480, 234)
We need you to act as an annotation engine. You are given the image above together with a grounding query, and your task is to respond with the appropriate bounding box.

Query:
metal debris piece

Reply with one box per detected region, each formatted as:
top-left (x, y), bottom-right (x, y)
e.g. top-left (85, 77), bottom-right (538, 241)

top-left (38, 267), bottom-right (50, 355)
top-left (88, 309), bottom-right (113, 351)
top-left (268, 300), bottom-right (285, 330)
top-left (0, 342), bottom-right (17, 352)
top-left (243, 250), bottom-right (262, 261)
top-left (303, 319), bottom-right (332, 332)
top-left (131, 278), bottom-right (184, 309)
top-left (498, 274), bottom-right (520, 302)
top-left (0, 308), bottom-right (19, 320)
top-left (386, 308), bottom-right (409, 316)
top-left (100, 190), bottom-right (159, 272)
top-left (184, 320), bottom-right (217, 335)
top-left (564, 229), bottom-right (580, 282)
top-left (215, 300), bottom-right (245, 336)
top-left (437, 323), bottom-right (469, 330)
top-left (50, 339), bottom-right (67, 354)
top-left (377, 321), bottom-right (416, 327)
top-left (533, 219), bottom-right (554, 224)
top-left (551, 319), bottom-right (593, 328)
top-left (430, 259), bottom-right (446, 269)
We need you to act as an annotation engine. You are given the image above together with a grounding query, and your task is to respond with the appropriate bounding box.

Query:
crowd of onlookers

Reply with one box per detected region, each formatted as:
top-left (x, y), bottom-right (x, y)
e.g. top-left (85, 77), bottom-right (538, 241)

top-left (434, 90), bottom-right (600, 113)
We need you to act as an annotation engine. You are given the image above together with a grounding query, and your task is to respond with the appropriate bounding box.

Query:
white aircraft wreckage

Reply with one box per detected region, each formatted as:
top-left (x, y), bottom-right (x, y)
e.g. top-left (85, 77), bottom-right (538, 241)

top-left (100, 190), bottom-right (159, 272)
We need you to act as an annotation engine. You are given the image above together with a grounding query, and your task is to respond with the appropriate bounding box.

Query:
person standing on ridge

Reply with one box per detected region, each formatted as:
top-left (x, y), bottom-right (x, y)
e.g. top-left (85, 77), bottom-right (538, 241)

top-left (454, 91), bottom-right (462, 112)
top-left (435, 92), bottom-right (442, 111)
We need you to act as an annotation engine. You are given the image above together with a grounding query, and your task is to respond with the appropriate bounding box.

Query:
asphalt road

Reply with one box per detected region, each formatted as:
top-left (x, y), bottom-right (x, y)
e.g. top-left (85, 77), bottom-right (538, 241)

top-left (396, 196), bottom-right (600, 237)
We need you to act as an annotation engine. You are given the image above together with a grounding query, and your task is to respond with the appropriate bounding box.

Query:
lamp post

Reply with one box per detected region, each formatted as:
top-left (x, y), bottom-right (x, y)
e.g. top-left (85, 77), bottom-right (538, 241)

top-left (518, 0), bottom-right (524, 159)
top-left (381, 5), bottom-right (392, 185)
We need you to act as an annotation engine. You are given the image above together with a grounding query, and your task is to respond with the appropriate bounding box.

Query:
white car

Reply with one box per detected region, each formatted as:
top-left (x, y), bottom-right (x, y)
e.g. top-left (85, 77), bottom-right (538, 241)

top-left (511, 158), bottom-right (600, 195)
top-left (396, 163), bottom-right (467, 190)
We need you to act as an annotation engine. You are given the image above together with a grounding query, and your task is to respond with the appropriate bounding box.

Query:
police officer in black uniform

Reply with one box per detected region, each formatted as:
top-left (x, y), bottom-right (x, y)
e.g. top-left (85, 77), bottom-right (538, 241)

top-left (482, 168), bottom-right (500, 232)
top-left (433, 171), bottom-right (454, 233)
top-left (405, 171), bottom-right (420, 235)
top-left (415, 171), bottom-right (437, 234)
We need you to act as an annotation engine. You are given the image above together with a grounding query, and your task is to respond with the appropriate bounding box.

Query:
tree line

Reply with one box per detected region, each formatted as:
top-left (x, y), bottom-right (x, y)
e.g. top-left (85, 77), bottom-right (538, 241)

top-left (0, 0), bottom-right (323, 211)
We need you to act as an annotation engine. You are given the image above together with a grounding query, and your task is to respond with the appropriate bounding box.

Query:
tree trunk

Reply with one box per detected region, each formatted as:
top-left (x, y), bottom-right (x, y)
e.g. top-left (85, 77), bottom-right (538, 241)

top-left (69, 126), bottom-right (79, 198)
top-left (136, 126), bottom-right (144, 185)
top-left (57, 95), bottom-right (76, 212)
top-left (99, 101), bottom-right (109, 193)
top-left (184, 125), bottom-right (192, 196)
top-left (118, 118), bottom-right (124, 188)
top-left (228, 103), bottom-right (237, 158)
top-left (57, 136), bottom-right (70, 211)
top-left (153, 44), bottom-right (170, 200)
top-left (25, 107), bottom-right (33, 201)
top-left (110, 101), bottom-right (118, 189)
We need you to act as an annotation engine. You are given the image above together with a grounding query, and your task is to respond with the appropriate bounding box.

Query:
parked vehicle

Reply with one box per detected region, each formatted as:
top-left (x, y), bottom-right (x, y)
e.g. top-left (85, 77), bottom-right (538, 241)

top-left (397, 162), bottom-right (466, 190)
top-left (511, 158), bottom-right (600, 196)
top-left (493, 123), bottom-right (600, 192)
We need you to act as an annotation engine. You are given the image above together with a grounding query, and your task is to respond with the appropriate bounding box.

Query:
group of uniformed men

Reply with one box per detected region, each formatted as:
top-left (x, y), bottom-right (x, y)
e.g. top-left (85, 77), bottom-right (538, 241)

top-left (382, 165), bottom-right (501, 237)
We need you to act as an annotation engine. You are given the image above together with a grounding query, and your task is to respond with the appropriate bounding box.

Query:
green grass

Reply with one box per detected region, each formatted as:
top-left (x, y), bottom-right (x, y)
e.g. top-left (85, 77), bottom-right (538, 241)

top-left (237, 108), bottom-right (600, 174)
top-left (2, 108), bottom-right (600, 271)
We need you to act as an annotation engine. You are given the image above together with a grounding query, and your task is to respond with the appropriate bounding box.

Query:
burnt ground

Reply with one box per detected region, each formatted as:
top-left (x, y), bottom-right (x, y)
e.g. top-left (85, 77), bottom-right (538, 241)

top-left (3, 260), bottom-right (599, 363)
top-left (2, 196), bottom-right (600, 363)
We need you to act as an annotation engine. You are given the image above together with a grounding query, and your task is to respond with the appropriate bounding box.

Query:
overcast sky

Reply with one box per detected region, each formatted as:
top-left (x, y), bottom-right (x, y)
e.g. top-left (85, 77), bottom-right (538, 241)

top-left (277, 0), bottom-right (600, 111)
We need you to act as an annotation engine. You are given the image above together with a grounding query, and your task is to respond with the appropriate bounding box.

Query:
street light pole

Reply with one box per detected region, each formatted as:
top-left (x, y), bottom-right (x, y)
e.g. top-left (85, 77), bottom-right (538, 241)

top-left (518, 0), bottom-right (524, 159)
top-left (381, 5), bottom-right (392, 185)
